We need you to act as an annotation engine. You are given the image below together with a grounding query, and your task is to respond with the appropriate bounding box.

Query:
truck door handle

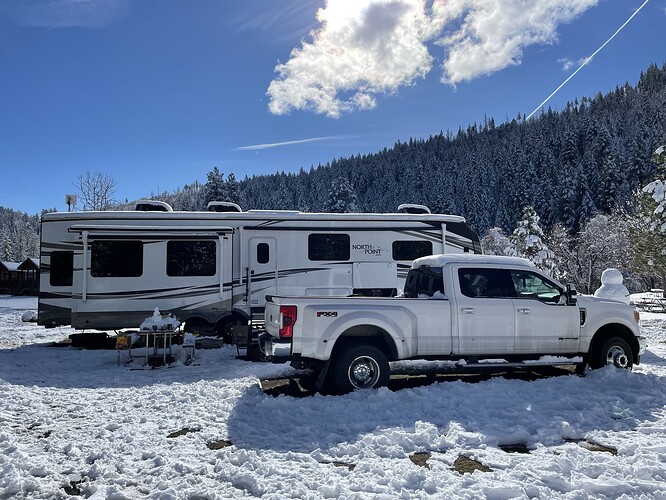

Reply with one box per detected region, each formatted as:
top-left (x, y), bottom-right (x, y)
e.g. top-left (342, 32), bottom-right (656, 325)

top-left (461, 307), bottom-right (475, 314)
top-left (517, 308), bottom-right (530, 315)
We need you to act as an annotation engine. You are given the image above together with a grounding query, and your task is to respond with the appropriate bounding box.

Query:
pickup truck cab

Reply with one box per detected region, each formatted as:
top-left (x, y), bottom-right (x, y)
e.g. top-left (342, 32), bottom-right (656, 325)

top-left (260, 254), bottom-right (645, 393)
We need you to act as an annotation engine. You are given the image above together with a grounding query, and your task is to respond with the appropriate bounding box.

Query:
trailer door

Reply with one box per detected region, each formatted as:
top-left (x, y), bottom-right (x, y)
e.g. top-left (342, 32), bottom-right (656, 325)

top-left (248, 237), bottom-right (277, 306)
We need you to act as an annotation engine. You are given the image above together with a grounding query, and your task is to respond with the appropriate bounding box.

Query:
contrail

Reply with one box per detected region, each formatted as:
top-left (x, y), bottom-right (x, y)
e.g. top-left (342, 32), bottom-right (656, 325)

top-left (236, 135), bottom-right (353, 151)
top-left (527, 0), bottom-right (651, 120)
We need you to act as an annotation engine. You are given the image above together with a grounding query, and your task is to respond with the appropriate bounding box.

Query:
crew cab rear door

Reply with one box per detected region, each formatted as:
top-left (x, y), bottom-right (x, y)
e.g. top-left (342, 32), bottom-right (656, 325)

top-left (404, 266), bottom-right (452, 355)
top-left (454, 267), bottom-right (516, 354)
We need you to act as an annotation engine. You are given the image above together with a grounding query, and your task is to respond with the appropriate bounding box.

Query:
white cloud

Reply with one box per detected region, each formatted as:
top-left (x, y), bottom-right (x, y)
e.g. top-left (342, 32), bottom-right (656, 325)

top-left (267, 0), bottom-right (443, 118)
top-left (558, 56), bottom-right (589, 72)
top-left (8, 0), bottom-right (128, 28)
top-left (558, 58), bottom-right (574, 71)
top-left (267, 0), bottom-right (599, 117)
top-left (438, 0), bottom-right (599, 84)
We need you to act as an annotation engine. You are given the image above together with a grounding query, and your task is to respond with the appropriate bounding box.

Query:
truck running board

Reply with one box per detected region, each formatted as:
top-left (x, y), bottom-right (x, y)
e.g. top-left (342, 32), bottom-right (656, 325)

top-left (455, 359), bottom-right (583, 370)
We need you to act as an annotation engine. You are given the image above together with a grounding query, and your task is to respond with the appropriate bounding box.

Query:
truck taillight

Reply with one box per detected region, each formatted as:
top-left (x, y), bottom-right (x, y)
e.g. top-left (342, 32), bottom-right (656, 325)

top-left (279, 305), bottom-right (297, 339)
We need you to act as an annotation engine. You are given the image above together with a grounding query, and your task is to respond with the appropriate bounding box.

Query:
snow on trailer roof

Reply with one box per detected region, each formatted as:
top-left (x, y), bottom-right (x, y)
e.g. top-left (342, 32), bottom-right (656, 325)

top-left (412, 254), bottom-right (535, 269)
top-left (42, 209), bottom-right (468, 223)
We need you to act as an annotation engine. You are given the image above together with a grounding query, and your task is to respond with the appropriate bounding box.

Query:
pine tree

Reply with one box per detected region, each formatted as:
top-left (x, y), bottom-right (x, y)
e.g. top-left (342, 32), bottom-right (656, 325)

top-left (641, 146), bottom-right (666, 231)
top-left (204, 166), bottom-right (227, 207)
top-left (326, 177), bottom-right (358, 213)
top-left (480, 227), bottom-right (515, 256)
top-left (510, 206), bottom-right (556, 274)
top-left (630, 145), bottom-right (666, 287)
top-left (1, 228), bottom-right (14, 261)
top-left (225, 172), bottom-right (241, 206)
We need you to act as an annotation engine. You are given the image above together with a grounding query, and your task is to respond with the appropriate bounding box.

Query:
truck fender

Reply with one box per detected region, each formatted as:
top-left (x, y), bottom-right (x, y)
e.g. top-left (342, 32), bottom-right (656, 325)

top-left (587, 322), bottom-right (640, 365)
top-left (313, 310), bottom-right (415, 360)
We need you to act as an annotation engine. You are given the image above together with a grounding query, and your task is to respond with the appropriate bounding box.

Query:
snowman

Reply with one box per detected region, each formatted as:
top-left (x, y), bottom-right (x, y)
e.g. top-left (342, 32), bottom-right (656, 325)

top-left (594, 268), bottom-right (630, 304)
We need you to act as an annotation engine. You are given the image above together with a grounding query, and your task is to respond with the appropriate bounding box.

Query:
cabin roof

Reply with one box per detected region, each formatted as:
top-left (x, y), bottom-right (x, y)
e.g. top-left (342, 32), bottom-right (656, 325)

top-left (0, 261), bottom-right (20, 272)
top-left (18, 258), bottom-right (40, 271)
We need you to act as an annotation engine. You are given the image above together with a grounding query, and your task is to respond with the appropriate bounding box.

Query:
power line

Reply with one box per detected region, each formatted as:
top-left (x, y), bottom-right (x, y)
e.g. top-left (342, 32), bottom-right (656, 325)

top-left (526, 0), bottom-right (651, 120)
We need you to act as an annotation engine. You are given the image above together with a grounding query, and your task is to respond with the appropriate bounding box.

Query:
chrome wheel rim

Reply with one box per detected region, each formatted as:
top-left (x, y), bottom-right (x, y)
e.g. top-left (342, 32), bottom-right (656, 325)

top-left (348, 356), bottom-right (380, 389)
top-left (606, 345), bottom-right (629, 368)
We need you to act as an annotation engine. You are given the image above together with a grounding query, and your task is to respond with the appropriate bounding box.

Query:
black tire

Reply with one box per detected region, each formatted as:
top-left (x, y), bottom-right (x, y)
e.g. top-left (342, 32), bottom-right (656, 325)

top-left (591, 336), bottom-right (633, 370)
top-left (216, 316), bottom-right (247, 344)
top-left (332, 344), bottom-right (390, 394)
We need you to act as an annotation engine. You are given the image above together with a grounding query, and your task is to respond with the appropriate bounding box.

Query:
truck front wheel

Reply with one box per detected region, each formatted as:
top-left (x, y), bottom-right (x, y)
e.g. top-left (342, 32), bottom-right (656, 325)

top-left (333, 345), bottom-right (390, 393)
top-left (591, 336), bottom-right (633, 370)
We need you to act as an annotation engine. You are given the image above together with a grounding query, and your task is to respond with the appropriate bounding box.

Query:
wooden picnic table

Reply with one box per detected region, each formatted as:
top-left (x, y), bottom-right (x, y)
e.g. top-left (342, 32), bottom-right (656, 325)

top-left (634, 297), bottom-right (666, 312)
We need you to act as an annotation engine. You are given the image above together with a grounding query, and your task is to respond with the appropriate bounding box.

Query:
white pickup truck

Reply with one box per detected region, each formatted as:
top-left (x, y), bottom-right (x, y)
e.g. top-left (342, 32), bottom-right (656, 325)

top-left (260, 254), bottom-right (645, 393)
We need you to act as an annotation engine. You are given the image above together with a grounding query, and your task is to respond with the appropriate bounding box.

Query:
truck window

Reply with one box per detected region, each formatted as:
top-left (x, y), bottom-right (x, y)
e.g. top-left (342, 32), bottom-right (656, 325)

top-left (91, 241), bottom-right (143, 278)
top-left (50, 251), bottom-right (73, 286)
top-left (392, 241), bottom-right (433, 261)
top-left (458, 268), bottom-right (515, 298)
top-left (404, 267), bottom-right (444, 298)
top-left (167, 241), bottom-right (216, 277)
top-left (308, 234), bottom-right (350, 261)
top-left (510, 270), bottom-right (562, 303)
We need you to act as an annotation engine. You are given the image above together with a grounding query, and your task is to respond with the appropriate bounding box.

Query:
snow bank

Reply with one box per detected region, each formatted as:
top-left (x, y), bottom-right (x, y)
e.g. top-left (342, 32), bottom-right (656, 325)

top-left (1, 296), bottom-right (666, 498)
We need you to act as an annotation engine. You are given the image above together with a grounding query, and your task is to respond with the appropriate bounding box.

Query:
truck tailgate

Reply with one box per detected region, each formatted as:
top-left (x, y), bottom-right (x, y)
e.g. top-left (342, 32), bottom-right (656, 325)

top-left (264, 299), bottom-right (282, 338)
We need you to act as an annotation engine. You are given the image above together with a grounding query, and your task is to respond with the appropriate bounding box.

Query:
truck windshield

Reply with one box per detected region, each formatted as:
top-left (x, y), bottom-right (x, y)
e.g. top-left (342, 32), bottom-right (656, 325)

top-left (404, 267), bottom-right (445, 298)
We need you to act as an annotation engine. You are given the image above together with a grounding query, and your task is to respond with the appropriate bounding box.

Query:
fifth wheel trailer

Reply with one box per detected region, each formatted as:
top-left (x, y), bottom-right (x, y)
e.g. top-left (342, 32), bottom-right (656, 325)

top-left (38, 202), bottom-right (481, 337)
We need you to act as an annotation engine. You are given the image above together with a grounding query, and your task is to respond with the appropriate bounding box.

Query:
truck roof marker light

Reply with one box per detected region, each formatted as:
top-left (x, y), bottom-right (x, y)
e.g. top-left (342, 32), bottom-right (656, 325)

top-left (279, 305), bottom-right (297, 339)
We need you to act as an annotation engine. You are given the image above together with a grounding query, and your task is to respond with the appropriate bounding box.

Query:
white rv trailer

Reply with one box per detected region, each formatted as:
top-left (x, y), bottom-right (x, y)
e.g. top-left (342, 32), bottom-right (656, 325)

top-left (38, 203), bottom-right (481, 336)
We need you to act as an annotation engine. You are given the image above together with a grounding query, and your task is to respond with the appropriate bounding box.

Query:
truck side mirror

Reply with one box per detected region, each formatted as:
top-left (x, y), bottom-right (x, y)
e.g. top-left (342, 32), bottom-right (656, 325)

top-left (566, 284), bottom-right (577, 306)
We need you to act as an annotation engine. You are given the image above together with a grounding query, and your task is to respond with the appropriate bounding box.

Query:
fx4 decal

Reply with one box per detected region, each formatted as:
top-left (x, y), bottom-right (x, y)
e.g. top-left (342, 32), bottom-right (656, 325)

top-left (316, 311), bottom-right (338, 318)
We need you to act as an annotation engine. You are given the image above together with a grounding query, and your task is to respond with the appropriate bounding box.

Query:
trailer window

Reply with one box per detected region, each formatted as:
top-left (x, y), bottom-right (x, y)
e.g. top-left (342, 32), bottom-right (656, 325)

top-left (91, 241), bottom-right (143, 277)
top-left (167, 241), bottom-right (216, 276)
top-left (392, 241), bottom-right (433, 261)
top-left (257, 243), bottom-right (270, 264)
top-left (50, 251), bottom-right (73, 286)
top-left (308, 234), bottom-right (350, 261)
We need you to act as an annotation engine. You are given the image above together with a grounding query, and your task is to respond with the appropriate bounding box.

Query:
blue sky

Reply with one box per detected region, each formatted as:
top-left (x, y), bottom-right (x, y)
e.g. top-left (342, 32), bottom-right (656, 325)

top-left (1, 0), bottom-right (665, 215)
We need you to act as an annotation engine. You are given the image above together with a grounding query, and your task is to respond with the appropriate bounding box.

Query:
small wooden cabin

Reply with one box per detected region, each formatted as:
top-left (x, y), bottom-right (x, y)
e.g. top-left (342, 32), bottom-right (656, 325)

top-left (0, 258), bottom-right (40, 295)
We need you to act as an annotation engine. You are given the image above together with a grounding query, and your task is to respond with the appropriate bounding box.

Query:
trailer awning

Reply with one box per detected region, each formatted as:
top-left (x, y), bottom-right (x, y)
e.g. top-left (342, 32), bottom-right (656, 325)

top-left (68, 224), bottom-right (234, 239)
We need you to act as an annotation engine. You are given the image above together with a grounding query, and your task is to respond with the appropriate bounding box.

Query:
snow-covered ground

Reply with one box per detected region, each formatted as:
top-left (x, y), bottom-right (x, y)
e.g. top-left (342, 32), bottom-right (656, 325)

top-left (1, 296), bottom-right (665, 499)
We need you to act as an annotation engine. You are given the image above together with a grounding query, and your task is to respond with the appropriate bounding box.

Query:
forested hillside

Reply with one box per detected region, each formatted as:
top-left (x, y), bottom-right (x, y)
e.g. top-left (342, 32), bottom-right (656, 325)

top-left (241, 62), bottom-right (666, 234)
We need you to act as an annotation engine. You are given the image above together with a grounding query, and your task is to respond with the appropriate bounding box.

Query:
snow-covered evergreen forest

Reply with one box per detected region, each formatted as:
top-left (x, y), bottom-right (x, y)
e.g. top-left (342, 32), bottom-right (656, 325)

top-left (2, 62), bottom-right (666, 292)
top-left (0, 208), bottom-right (41, 263)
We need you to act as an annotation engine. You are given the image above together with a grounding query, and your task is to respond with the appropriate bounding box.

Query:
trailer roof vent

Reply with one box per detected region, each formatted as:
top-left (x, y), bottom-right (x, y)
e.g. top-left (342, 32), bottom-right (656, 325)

top-left (135, 200), bottom-right (173, 212)
top-left (397, 204), bottom-right (431, 214)
top-left (207, 201), bottom-right (242, 213)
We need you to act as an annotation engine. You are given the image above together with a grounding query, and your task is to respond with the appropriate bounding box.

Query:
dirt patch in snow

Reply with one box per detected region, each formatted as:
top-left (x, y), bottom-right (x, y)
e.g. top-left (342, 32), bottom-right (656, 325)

top-left (453, 455), bottom-right (493, 474)
top-left (409, 452), bottom-right (431, 469)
